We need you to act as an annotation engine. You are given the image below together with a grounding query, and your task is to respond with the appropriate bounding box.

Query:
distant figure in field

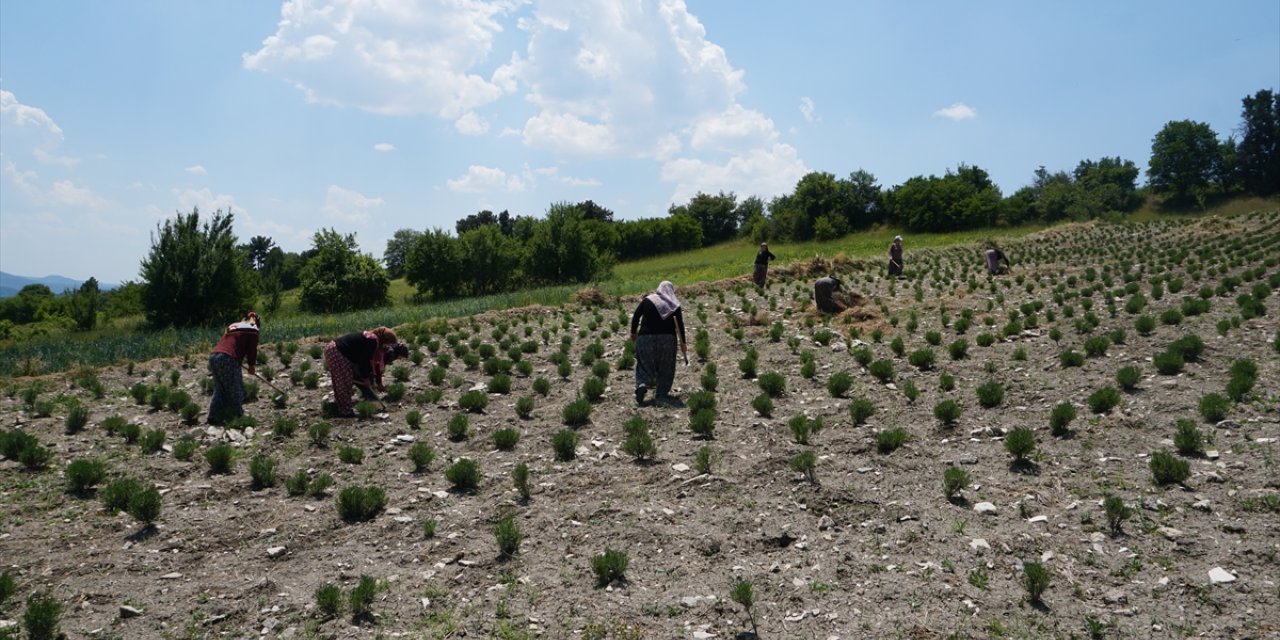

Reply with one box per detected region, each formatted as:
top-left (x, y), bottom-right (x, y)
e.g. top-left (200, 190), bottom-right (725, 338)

top-left (814, 275), bottom-right (844, 313)
top-left (630, 281), bottom-right (687, 406)
top-left (984, 245), bottom-right (1010, 275)
top-left (888, 236), bottom-right (904, 277)
top-left (207, 311), bottom-right (260, 425)
top-left (753, 242), bottom-right (776, 286)
top-left (323, 326), bottom-right (399, 417)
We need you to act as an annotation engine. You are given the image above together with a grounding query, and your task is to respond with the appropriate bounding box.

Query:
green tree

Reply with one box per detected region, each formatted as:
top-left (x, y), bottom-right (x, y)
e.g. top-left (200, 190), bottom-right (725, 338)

top-left (1073, 156), bottom-right (1142, 214)
top-left (0, 284), bottom-right (57, 325)
top-left (843, 169), bottom-right (884, 229)
top-left (405, 228), bottom-right (466, 299)
top-left (242, 236), bottom-right (276, 271)
top-left (524, 203), bottom-right (615, 284)
top-left (1148, 120), bottom-right (1221, 203)
top-left (670, 191), bottom-right (739, 245)
top-left (889, 164), bottom-right (1001, 231)
top-left (66, 277), bottom-right (100, 331)
top-left (1237, 89), bottom-right (1279, 196)
top-left (382, 228), bottom-right (422, 279)
top-left (460, 224), bottom-right (524, 294)
top-left (298, 229), bottom-right (389, 312)
top-left (139, 208), bottom-right (253, 328)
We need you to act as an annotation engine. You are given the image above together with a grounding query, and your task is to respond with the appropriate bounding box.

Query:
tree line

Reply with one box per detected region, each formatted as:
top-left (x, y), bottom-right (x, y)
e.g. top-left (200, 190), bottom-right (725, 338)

top-left (1, 88), bottom-right (1274, 337)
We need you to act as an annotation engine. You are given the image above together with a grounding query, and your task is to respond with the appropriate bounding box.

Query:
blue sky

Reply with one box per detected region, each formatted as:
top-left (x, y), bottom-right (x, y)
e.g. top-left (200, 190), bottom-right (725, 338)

top-left (2, 1), bottom-right (1277, 285)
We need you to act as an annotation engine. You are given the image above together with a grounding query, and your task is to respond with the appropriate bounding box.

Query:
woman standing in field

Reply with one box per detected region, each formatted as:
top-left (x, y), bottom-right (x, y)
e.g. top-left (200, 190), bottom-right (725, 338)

top-left (888, 235), bottom-right (904, 277)
top-left (752, 242), bottom-right (776, 286)
top-left (629, 281), bottom-right (687, 406)
top-left (207, 311), bottom-right (260, 425)
top-left (323, 326), bottom-right (399, 417)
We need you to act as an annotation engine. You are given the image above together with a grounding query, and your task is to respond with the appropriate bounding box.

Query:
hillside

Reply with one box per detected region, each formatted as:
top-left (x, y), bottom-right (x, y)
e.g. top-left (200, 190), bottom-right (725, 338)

top-left (0, 208), bottom-right (1277, 638)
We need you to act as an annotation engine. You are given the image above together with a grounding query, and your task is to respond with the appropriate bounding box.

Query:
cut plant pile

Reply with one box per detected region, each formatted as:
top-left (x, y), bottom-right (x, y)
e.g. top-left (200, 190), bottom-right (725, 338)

top-left (1, 210), bottom-right (1278, 639)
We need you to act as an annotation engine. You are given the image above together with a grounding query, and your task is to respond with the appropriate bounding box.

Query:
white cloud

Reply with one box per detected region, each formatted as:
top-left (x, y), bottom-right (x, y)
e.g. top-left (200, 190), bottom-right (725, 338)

top-left (689, 104), bottom-right (777, 152)
top-left (243, 0), bottom-right (519, 118)
top-left (172, 187), bottom-right (244, 215)
top-left (800, 96), bottom-right (817, 123)
top-left (373, 142), bottom-right (396, 152)
top-left (661, 143), bottom-right (807, 205)
top-left (447, 165), bottom-right (527, 192)
top-left (33, 148), bottom-right (81, 167)
top-left (185, 164), bottom-right (207, 175)
top-left (49, 180), bottom-right (106, 208)
top-left (0, 90), bottom-right (63, 137)
top-left (534, 166), bottom-right (599, 187)
top-left (521, 111), bottom-right (615, 155)
top-left (321, 185), bottom-right (384, 223)
top-left (933, 102), bottom-right (977, 121)
top-left (454, 111), bottom-right (490, 135)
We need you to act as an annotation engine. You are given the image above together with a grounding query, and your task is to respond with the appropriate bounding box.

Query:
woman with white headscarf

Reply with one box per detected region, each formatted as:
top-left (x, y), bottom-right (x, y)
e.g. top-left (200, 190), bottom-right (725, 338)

top-left (629, 281), bottom-right (687, 405)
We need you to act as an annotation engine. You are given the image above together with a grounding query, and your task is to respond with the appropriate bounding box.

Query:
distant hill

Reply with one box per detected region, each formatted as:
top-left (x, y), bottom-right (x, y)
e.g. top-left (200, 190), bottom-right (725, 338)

top-left (0, 272), bottom-right (119, 298)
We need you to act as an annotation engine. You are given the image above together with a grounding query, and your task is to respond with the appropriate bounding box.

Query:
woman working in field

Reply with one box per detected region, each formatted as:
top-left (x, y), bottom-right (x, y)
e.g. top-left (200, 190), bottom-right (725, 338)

top-left (323, 326), bottom-right (399, 418)
top-left (207, 311), bottom-right (260, 426)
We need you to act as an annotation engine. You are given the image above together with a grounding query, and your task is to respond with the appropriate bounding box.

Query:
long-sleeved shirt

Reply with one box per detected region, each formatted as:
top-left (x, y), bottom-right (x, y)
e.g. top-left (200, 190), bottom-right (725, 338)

top-left (211, 328), bottom-right (258, 366)
top-left (334, 331), bottom-right (380, 380)
top-left (631, 298), bottom-right (686, 343)
top-left (755, 249), bottom-right (776, 265)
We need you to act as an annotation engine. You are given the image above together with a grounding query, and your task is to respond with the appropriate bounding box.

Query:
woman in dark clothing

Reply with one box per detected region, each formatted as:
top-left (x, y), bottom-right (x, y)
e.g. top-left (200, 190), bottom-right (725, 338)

top-left (208, 311), bottom-right (260, 425)
top-left (888, 236), bottom-right (904, 277)
top-left (323, 326), bottom-right (398, 417)
top-left (752, 242), bottom-right (776, 286)
top-left (630, 281), bottom-right (687, 405)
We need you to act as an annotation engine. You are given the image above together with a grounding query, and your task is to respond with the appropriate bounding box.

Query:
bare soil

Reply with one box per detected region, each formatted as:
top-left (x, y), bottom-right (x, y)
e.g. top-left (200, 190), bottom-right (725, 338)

top-left (2, 211), bottom-right (1279, 640)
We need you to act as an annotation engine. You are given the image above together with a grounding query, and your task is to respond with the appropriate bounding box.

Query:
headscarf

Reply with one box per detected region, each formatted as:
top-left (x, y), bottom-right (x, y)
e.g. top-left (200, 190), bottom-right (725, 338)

top-left (225, 311), bottom-right (260, 334)
top-left (646, 281), bottom-right (681, 320)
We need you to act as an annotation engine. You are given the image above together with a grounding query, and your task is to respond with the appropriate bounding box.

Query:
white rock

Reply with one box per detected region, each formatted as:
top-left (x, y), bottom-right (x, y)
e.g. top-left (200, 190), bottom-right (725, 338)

top-left (1209, 568), bottom-right (1237, 583)
top-left (160, 572), bottom-right (182, 580)
top-left (973, 502), bottom-right (997, 515)
top-left (1027, 515), bottom-right (1048, 524)
top-left (267, 546), bottom-right (287, 559)
top-left (119, 605), bottom-right (143, 618)
top-left (969, 538), bottom-right (991, 551)
top-left (671, 463), bottom-right (690, 473)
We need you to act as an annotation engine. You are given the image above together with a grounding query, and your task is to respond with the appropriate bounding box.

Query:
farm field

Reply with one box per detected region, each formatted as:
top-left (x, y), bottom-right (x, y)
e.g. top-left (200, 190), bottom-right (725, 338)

top-left (1, 210), bottom-right (1279, 639)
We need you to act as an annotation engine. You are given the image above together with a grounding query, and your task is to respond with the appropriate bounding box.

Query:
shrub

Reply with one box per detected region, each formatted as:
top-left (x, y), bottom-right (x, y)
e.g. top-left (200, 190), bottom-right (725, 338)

top-left (788, 415), bottom-right (820, 445)
top-left (621, 421), bottom-right (657, 461)
top-left (1149, 450), bottom-right (1190, 486)
top-left (902, 380), bottom-right (920, 403)
top-left (493, 513), bottom-right (522, 559)
top-left (1173, 418), bottom-right (1204, 456)
top-left (1005, 427), bottom-right (1036, 461)
top-left (63, 403), bottom-right (90, 434)
top-left (939, 372), bottom-right (956, 391)
top-left (447, 414), bottom-right (470, 441)
top-left (694, 445), bottom-right (715, 475)
top-left (1134, 314), bottom-right (1156, 335)
top-left (1049, 402), bottom-right (1077, 437)
top-left (580, 376), bottom-right (606, 403)
top-left (65, 459), bottom-right (107, 494)
top-left (1152, 349), bottom-right (1185, 375)
top-left (1059, 349), bottom-right (1084, 368)
top-left (591, 548), bottom-right (629, 586)
top-left (738, 349), bottom-right (758, 379)
top-left (458, 390), bottom-right (489, 413)
top-left (1083, 335), bottom-right (1110, 358)
top-left (689, 408), bottom-right (717, 438)
top-left (513, 462), bottom-right (532, 501)
top-left (22, 593), bottom-right (62, 640)
top-left (118, 422), bottom-right (142, 445)
top-left (975, 381), bottom-right (1004, 408)
top-left (140, 428), bottom-right (166, 454)
top-left (933, 399), bottom-right (961, 426)
top-left (948, 339), bottom-right (969, 360)
top-left (907, 348), bottom-right (936, 371)
top-left (687, 390), bottom-right (717, 414)
top-left (515, 395), bottom-right (535, 419)
top-left (408, 442), bottom-right (435, 472)
top-left (0, 570), bottom-right (14, 606)
top-left (492, 427), bottom-right (520, 451)
top-left (1115, 365), bottom-right (1142, 391)
top-left (757, 372), bottom-right (786, 397)
top-left (552, 429), bottom-right (579, 461)
top-left (337, 485), bottom-right (387, 522)
top-left (1168, 334), bottom-right (1204, 362)
top-left (338, 445), bottom-right (365, 464)
top-left (308, 422), bottom-right (332, 447)
top-left (248, 455), bottom-right (277, 490)
top-left (924, 330), bottom-right (943, 346)
top-left (127, 486), bottom-right (163, 525)
top-left (943, 466), bottom-right (970, 500)
top-left (849, 397), bottom-right (875, 426)
top-left (789, 450), bottom-right (818, 483)
top-left (271, 418), bottom-right (298, 439)
top-left (1103, 494), bottom-right (1132, 536)
top-left (975, 333), bottom-right (996, 348)
top-left (285, 469), bottom-right (309, 496)
top-left (1087, 386), bottom-right (1121, 414)
top-left (172, 437), bottom-right (198, 461)
top-left (1023, 562), bottom-right (1050, 602)
top-left (751, 393), bottom-right (774, 417)
top-left (205, 444), bottom-right (235, 474)
top-left (383, 382), bottom-right (408, 402)
top-left (315, 584), bottom-right (342, 619)
top-left (852, 346), bottom-right (874, 367)
top-left (308, 474), bottom-right (334, 498)
top-left (1198, 393), bottom-right (1230, 423)
top-left (730, 580), bottom-right (757, 634)
top-left (876, 427), bottom-right (908, 453)
top-left (868, 359), bottom-right (895, 383)
top-left (826, 371), bottom-right (853, 397)
top-left (349, 575), bottom-right (379, 622)
top-left (562, 399), bottom-right (592, 426)
top-left (532, 376), bottom-right (551, 396)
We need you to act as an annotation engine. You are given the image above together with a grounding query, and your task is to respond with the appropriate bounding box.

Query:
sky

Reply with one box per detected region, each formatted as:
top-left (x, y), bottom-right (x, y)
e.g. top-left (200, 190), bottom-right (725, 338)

top-left (2, 1), bottom-right (1277, 285)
